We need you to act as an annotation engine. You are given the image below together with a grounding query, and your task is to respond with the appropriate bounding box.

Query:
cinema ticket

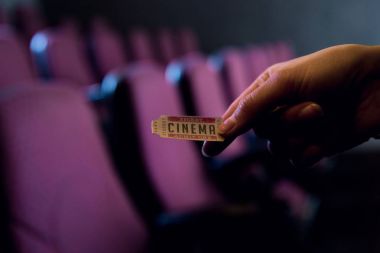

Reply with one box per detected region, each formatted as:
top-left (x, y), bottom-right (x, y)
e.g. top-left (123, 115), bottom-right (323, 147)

top-left (152, 115), bottom-right (225, 142)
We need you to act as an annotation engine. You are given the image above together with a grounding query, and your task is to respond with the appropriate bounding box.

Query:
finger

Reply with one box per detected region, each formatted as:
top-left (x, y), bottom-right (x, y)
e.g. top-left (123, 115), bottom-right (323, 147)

top-left (280, 102), bottom-right (323, 125)
top-left (202, 71), bottom-right (273, 157)
top-left (202, 69), bottom-right (297, 157)
top-left (222, 71), bottom-right (271, 120)
top-left (220, 69), bottom-right (297, 136)
top-left (255, 102), bottom-right (323, 138)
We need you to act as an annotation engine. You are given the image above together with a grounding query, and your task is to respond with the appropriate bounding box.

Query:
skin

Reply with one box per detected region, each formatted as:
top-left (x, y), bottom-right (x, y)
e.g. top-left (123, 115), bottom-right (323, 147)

top-left (202, 44), bottom-right (380, 166)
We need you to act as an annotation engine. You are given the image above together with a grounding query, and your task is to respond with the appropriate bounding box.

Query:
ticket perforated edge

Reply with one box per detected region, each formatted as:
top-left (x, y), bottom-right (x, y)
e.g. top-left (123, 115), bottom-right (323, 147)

top-left (151, 115), bottom-right (225, 142)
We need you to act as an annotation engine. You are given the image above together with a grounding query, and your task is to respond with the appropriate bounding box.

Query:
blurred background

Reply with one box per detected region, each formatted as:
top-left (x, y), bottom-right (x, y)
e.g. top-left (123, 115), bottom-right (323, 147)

top-left (1, 0), bottom-right (380, 253)
top-left (3, 0), bottom-right (380, 54)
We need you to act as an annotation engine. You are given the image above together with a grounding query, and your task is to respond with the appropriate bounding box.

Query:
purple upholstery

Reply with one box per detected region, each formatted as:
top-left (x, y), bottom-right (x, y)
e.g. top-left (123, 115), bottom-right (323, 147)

top-left (91, 18), bottom-right (128, 76)
top-left (121, 63), bottom-right (221, 212)
top-left (263, 42), bottom-right (294, 66)
top-left (128, 28), bottom-right (155, 62)
top-left (157, 28), bottom-right (178, 64)
top-left (260, 42), bottom-right (295, 68)
top-left (59, 18), bottom-right (81, 40)
top-left (218, 49), bottom-right (252, 100)
top-left (58, 19), bottom-right (88, 70)
top-left (177, 28), bottom-right (199, 55)
top-left (177, 56), bottom-right (247, 159)
top-left (263, 43), bottom-right (279, 67)
top-left (245, 47), bottom-right (271, 81)
top-left (276, 41), bottom-right (295, 62)
top-left (33, 30), bottom-right (96, 87)
top-left (0, 85), bottom-right (147, 253)
top-left (0, 25), bottom-right (35, 86)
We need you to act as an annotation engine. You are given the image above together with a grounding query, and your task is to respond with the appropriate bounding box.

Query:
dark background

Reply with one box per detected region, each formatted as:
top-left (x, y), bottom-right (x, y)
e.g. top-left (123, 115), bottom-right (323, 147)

top-left (2, 0), bottom-right (380, 54)
top-left (32, 0), bottom-right (380, 55)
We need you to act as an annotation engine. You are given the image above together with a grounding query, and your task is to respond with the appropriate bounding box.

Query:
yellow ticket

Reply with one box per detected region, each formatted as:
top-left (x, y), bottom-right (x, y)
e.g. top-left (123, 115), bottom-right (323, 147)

top-left (152, 115), bottom-right (225, 142)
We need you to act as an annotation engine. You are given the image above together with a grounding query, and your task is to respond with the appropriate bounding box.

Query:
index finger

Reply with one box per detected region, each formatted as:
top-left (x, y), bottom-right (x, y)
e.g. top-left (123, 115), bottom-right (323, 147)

top-left (202, 68), bottom-right (297, 157)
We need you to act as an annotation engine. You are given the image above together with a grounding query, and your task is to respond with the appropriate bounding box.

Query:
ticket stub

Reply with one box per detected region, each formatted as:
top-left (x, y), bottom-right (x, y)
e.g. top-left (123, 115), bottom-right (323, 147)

top-left (152, 115), bottom-right (225, 142)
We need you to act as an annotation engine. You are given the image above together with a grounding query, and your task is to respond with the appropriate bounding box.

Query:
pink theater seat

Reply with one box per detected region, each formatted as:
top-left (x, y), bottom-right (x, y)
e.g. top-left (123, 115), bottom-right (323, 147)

top-left (59, 18), bottom-right (81, 40)
top-left (166, 56), bottom-right (248, 160)
top-left (156, 28), bottom-right (178, 64)
top-left (211, 48), bottom-right (252, 102)
top-left (0, 84), bottom-right (147, 253)
top-left (245, 43), bottom-right (294, 83)
top-left (102, 63), bottom-right (222, 213)
top-left (90, 18), bottom-right (128, 77)
top-left (30, 25), bottom-right (163, 224)
top-left (276, 41), bottom-right (295, 62)
top-left (30, 29), bottom-right (96, 87)
top-left (0, 25), bottom-right (35, 86)
top-left (263, 43), bottom-right (280, 67)
top-left (177, 28), bottom-right (199, 55)
top-left (264, 42), bottom-right (295, 66)
top-left (245, 46), bottom-right (271, 82)
top-left (128, 28), bottom-right (155, 62)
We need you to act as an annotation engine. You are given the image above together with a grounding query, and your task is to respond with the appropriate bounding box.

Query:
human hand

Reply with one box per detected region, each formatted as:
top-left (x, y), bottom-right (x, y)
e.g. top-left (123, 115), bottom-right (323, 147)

top-left (203, 44), bottom-right (380, 166)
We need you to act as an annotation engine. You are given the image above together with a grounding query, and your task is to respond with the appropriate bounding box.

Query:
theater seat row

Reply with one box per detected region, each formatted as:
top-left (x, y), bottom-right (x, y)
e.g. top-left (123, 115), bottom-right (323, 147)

top-left (0, 83), bottom-right (306, 253)
top-left (0, 4), bottom-right (199, 67)
top-left (0, 10), bottom-right (317, 253)
top-left (26, 19), bottom-right (304, 206)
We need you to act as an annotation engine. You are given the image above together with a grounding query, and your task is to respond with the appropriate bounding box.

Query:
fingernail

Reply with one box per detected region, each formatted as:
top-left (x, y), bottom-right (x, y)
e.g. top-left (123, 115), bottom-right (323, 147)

top-left (219, 117), bottom-right (236, 135)
top-left (202, 141), bottom-right (224, 157)
top-left (222, 111), bottom-right (230, 120)
top-left (201, 141), bottom-right (211, 157)
top-left (299, 103), bottom-right (323, 119)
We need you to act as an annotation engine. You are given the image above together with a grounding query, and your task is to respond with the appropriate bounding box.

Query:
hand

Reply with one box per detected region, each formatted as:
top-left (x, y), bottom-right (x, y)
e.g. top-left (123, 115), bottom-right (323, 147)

top-left (203, 44), bottom-right (380, 166)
